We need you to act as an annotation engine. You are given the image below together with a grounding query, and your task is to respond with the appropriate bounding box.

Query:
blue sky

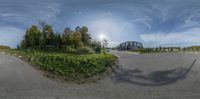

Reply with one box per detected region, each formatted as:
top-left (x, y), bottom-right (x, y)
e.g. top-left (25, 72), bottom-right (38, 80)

top-left (0, 0), bottom-right (200, 48)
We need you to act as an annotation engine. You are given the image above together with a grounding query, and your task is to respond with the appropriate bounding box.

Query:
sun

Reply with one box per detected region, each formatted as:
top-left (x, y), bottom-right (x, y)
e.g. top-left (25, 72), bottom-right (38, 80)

top-left (99, 34), bottom-right (106, 40)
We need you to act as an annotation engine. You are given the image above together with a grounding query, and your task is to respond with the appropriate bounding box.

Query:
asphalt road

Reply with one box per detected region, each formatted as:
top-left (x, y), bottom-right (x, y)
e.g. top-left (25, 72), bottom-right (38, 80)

top-left (0, 51), bottom-right (200, 99)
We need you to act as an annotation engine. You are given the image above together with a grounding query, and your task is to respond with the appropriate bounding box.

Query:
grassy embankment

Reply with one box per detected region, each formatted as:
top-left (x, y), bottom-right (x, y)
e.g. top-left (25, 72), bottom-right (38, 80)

top-left (0, 49), bottom-right (117, 82)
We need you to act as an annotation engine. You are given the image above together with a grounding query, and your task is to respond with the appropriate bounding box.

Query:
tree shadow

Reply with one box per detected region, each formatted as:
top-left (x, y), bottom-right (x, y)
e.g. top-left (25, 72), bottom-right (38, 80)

top-left (111, 59), bottom-right (196, 86)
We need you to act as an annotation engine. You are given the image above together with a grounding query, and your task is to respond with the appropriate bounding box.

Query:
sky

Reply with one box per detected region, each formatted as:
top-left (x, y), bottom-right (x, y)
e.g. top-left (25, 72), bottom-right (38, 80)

top-left (0, 0), bottom-right (200, 48)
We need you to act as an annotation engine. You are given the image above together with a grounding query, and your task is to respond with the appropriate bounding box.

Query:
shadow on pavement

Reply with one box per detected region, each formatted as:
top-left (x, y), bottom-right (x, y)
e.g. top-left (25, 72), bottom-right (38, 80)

top-left (111, 59), bottom-right (196, 86)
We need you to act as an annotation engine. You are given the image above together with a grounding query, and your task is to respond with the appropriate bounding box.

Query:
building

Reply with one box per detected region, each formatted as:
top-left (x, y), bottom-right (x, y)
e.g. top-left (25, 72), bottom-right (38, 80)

top-left (147, 47), bottom-right (181, 52)
top-left (117, 41), bottom-right (143, 51)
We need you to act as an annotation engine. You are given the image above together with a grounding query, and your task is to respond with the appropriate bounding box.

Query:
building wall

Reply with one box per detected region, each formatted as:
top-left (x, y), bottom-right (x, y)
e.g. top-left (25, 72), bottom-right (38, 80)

top-left (117, 41), bottom-right (143, 51)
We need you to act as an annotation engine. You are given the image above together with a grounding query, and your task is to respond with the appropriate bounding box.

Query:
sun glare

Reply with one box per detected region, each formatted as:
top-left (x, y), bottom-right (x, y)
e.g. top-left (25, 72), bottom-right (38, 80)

top-left (99, 34), bottom-right (106, 40)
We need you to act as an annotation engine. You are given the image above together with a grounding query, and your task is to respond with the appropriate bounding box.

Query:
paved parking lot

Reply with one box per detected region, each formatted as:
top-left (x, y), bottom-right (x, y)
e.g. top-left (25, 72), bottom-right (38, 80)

top-left (0, 51), bottom-right (200, 99)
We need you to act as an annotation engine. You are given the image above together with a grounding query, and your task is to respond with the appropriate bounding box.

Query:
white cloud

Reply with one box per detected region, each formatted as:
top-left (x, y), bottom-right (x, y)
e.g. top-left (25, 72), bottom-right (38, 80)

top-left (140, 28), bottom-right (200, 47)
top-left (36, 3), bottom-right (61, 21)
top-left (0, 27), bottom-right (24, 48)
top-left (108, 41), bottom-right (120, 47)
top-left (88, 18), bottom-right (123, 41)
top-left (88, 18), bottom-right (138, 47)
top-left (0, 13), bottom-right (19, 17)
top-left (181, 13), bottom-right (200, 29)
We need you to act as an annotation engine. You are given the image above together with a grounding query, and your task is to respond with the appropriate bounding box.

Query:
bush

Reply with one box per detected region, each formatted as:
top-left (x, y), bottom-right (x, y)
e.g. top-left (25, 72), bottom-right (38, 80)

top-left (25, 52), bottom-right (117, 79)
top-left (0, 46), bottom-right (10, 49)
top-left (65, 46), bottom-right (77, 54)
top-left (76, 47), bottom-right (95, 54)
top-left (139, 48), bottom-right (145, 53)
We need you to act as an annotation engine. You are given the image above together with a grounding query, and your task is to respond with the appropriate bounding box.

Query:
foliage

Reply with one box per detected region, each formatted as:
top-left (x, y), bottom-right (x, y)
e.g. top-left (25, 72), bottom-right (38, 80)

top-left (65, 46), bottom-right (77, 54)
top-left (11, 50), bottom-right (117, 79)
top-left (102, 39), bottom-right (108, 53)
top-left (76, 47), bottom-right (95, 54)
top-left (62, 27), bottom-right (73, 49)
top-left (78, 26), bottom-right (91, 46)
top-left (12, 22), bottom-right (117, 81)
top-left (89, 40), bottom-right (101, 53)
top-left (21, 25), bottom-right (40, 49)
top-left (139, 47), bottom-right (182, 53)
top-left (0, 45), bottom-right (10, 50)
top-left (183, 46), bottom-right (200, 51)
top-left (139, 48), bottom-right (147, 53)
top-left (73, 31), bottom-right (82, 48)
top-left (102, 39), bottom-right (108, 48)
top-left (19, 23), bottom-right (97, 54)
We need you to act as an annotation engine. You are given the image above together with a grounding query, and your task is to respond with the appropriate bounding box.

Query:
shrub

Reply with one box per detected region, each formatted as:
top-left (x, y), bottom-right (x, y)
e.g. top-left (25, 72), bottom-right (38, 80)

top-left (139, 48), bottom-right (145, 53)
top-left (0, 45), bottom-right (10, 50)
top-left (24, 52), bottom-right (116, 79)
top-left (65, 46), bottom-right (77, 54)
top-left (6, 49), bottom-right (117, 80)
top-left (76, 47), bottom-right (95, 54)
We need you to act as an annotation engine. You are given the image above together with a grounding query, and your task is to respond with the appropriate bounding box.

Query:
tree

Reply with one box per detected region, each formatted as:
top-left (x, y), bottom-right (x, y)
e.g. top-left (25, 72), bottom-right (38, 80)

top-left (90, 40), bottom-right (101, 53)
top-left (102, 39), bottom-right (108, 48)
top-left (62, 27), bottom-right (73, 48)
top-left (79, 26), bottom-right (91, 46)
top-left (54, 33), bottom-right (62, 49)
top-left (39, 31), bottom-right (47, 49)
top-left (42, 24), bottom-right (54, 46)
top-left (20, 40), bottom-right (27, 49)
top-left (21, 25), bottom-right (40, 48)
top-left (18, 23), bottom-right (97, 54)
top-left (102, 39), bottom-right (108, 53)
top-left (73, 31), bottom-right (82, 48)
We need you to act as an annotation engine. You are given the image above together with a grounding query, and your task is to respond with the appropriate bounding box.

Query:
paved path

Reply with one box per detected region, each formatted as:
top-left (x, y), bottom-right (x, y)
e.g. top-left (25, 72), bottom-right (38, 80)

top-left (0, 51), bottom-right (200, 99)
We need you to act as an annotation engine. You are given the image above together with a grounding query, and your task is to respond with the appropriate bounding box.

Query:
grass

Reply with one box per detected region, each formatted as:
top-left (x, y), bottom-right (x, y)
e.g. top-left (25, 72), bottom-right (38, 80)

top-left (0, 49), bottom-right (117, 82)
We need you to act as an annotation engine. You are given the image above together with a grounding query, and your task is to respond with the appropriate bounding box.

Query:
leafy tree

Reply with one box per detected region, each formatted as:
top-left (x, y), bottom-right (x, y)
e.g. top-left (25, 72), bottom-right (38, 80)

top-left (54, 33), bottom-right (62, 48)
top-left (42, 24), bottom-right (54, 46)
top-left (18, 22), bottom-right (103, 54)
top-left (22, 25), bottom-right (40, 48)
top-left (39, 31), bottom-right (47, 49)
top-left (79, 26), bottom-right (91, 46)
top-left (90, 40), bottom-right (101, 53)
top-left (20, 40), bottom-right (27, 49)
top-left (73, 31), bottom-right (82, 48)
top-left (62, 27), bottom-right (73, 48)
top-left (102, 39), bottom-right (108, 48)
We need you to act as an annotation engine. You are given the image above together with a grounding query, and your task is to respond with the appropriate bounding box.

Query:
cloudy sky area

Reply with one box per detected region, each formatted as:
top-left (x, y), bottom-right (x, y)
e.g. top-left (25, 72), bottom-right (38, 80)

top-left (0, 0), bottom-right (200, 48)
